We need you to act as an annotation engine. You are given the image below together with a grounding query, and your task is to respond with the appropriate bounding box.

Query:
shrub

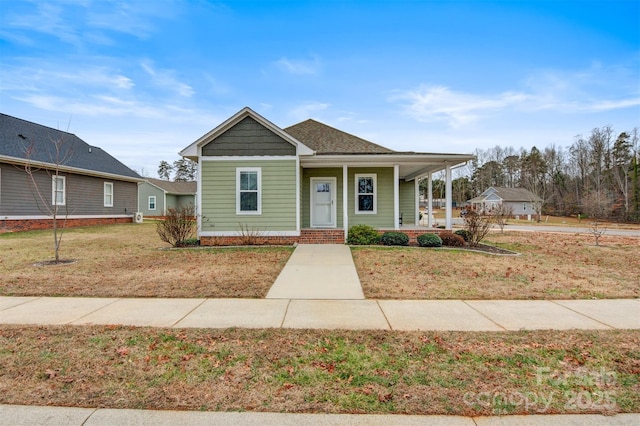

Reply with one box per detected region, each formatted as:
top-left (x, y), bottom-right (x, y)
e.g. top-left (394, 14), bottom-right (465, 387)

top-left (347, 224), bottom-right (381, 245)
top-left (454, 229), bottom-right (471, 242)
top-left (380, 231), bottom-right (409, 246)
top-left (463, 210), bottom-right (492, 247)
top-left (439, 232), bottom-right (465, 247)
top-left (417, 233), bottom-right (442, 247)
top-left (156, 205), bottom-right (196, 247)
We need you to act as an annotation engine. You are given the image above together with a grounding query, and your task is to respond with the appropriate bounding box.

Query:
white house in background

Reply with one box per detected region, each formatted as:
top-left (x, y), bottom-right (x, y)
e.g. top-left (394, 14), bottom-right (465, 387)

top-left (468, 187), bottom-right (542, 218)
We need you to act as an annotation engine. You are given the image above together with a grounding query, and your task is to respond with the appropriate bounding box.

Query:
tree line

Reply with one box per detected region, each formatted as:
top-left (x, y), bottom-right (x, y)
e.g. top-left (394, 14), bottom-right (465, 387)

top-left (422, 126), bottom-right (640, 222)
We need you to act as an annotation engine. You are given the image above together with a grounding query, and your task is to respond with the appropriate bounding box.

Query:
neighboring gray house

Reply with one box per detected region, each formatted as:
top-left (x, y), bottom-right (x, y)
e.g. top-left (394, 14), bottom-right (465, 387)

top-left (0, 113), bottom-right (143, 232)
top-left (138, 178), bottom-right (196, 217)
top-left (468, 187), bottom-right (542, 218)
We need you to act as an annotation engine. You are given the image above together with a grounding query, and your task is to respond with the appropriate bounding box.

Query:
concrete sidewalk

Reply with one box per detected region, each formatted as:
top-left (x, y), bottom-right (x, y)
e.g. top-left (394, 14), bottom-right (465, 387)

top-left (1, 296), bottom-right (638, 330)
top-left (2, 404), bottom-right (638, 425)
top-left (266, 244), bottom-right (364, 299)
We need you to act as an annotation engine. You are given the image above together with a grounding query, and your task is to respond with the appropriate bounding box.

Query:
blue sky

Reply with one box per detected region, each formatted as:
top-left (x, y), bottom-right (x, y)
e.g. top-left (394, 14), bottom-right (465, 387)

top-left (1, 0), bottom-right (638, 177)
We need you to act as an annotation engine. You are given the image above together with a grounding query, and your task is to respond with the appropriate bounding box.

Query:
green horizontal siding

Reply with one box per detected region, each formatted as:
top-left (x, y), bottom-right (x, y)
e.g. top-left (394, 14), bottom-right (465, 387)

top-left (348, 167), bottom-right (394, 228)
top-left (201, 160), bottom-right (297, 232)
top-left (399, 180), bottom-right (415, 225)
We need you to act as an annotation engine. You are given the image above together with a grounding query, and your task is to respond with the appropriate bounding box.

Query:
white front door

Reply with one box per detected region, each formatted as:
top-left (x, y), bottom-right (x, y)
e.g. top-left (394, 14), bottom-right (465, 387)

top-left (310, 177), bottom-right (336, 228)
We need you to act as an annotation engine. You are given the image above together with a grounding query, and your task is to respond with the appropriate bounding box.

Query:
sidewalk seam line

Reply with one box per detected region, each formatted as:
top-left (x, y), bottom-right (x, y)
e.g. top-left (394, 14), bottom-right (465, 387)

top-left (376, 300), bottom-right (393, 330)
top-left (462, 300), bottom-right (508, 331)
top-left (170, 298), bottom-right (208, 328)
top-left (0, 296), bottom-right (43, 311)
top-left (65, 298), bottom-right (122, 325)
top-left (280, 299), bottom-right (292, 328)
top-left (80, 407), bottom-right (99, 426)
top-left (549, 300), bottom-right (616, 329)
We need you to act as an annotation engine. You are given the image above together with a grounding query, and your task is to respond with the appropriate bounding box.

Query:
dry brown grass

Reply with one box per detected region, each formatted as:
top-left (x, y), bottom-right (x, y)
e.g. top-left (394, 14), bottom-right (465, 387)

top-left (1, 325), bottom-right (638, 415)
top-left (0, 223), bottom-right (292, 298)
top-left (354, 232), bottom-right (640, 300)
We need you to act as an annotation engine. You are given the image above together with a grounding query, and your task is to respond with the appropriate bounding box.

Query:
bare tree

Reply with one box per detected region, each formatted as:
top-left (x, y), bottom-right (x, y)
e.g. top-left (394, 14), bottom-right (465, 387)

top-left (493, 203), bottom-right (514, 234)
top-left (463, 210), bottom-right (493, 247)
top-left (589, 222), bottom-right (607, 246)
top-left (21, 135), bottom-right (73, 263)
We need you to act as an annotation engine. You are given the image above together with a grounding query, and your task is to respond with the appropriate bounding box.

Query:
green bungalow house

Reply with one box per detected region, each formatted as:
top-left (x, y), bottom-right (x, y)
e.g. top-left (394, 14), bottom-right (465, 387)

top-left (137, 178), bottom-right (196, 218)
top-left (179, 107), bottom-right (474, 245)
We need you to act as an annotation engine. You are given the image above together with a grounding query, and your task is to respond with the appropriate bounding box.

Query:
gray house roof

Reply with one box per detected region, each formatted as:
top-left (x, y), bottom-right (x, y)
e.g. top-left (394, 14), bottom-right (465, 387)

top-left (0, 113), bottom-right (141, 181)
top-left (146, 178), bottom-right (196, 195)
top-left (284, 119), bottom-right (393, 154)
top-left (469, 187), bottom-right (542, 203)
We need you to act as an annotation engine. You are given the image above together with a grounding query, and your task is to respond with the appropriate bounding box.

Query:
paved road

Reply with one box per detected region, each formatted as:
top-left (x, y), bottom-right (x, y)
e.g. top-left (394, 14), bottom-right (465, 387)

top-left (449, 218), bottom-right (640, 237)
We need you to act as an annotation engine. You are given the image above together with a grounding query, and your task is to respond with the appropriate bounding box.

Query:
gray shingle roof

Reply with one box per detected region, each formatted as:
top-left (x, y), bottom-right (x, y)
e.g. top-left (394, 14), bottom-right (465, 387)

top-left (146, 178), bottom-right (196, 194)
top-left (0, 113), bottom-right (141, 180)
top-left (471, 187), bottom-right (542, 202)
top-left (284, 119), bottom-right (393, 154)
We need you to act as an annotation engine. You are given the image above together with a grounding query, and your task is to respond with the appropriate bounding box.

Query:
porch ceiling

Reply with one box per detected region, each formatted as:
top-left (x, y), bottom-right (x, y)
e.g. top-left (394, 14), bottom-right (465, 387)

top-left (300, 153), bottom-right (474, 181)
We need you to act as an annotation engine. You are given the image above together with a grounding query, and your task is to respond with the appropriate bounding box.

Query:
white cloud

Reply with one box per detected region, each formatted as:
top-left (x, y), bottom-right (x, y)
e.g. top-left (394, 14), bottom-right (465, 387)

top-left (392, 85), bottom-right (532, 127)
top-left (275, 55), bottom-right (321, 75)
top-left (141, 61), bottom-right (194, 97)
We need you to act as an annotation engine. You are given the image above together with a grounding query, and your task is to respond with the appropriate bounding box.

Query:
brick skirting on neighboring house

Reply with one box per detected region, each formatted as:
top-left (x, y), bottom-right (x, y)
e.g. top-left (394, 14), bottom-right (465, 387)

top-left (1, 217), bottom-right (134, 233)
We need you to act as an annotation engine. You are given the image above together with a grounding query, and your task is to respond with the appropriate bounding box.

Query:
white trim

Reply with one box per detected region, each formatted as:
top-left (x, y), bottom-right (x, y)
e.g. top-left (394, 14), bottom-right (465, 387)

top-left (201, 155), bottom-right (297, 162)
top-left (52, 175), bottom-right (66, 206)
top-left (199, 230), bottom-right (300, 237)
top-left (310, 177), bottom-right (337, 228)
top-left (236, 167), bottom-right (262, 215)
top-left (148, 195), bottom-right (157, 211)
top-left (428, 174), bottom-right (433, 228)
top-left (0, 154), bottom-right (143, 182)
top-left (414, 178), bottom-right (420, 226)
top-left (2, 214), bottom-right (133, 220)
top-left (354, 173), bottom-right (377, 214)
top-left (342, 165), bottom-right (348, 238)
top-left (295, 155), bottom-right (300, 232)
top-left (445, 164), bottom-right (452, 230)
top-left (104, 182), bottom-right (114, 207)
top-left (196, 155), bottom-right (203, 236)
top-left (393, 165), bottom-right (399, 230)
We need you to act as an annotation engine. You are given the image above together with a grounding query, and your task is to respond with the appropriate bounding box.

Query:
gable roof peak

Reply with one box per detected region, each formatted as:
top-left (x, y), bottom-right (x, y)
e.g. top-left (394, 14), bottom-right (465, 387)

top-left (284, 118), bottom-right (394, 154)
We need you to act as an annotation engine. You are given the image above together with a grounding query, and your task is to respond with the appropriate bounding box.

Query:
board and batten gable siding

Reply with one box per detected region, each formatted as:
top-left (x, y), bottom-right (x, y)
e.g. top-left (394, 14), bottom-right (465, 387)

top-left (200, 160), bottom-right (297, 232)
top-left (301, 168), bottom-right (344, 229)
top-left (201, 117), bottom-right (296, 157)
top-left (0, 164), bottom-right (137, 216)
top-left (398, 180), bottom-right (415, 224)
top-left (347, 167), bottom-right (394, 228)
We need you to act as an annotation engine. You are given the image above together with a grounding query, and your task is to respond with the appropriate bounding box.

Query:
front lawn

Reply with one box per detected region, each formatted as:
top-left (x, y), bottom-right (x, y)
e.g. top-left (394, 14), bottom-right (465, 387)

top-left (1, 326), bottom-right (638, 416)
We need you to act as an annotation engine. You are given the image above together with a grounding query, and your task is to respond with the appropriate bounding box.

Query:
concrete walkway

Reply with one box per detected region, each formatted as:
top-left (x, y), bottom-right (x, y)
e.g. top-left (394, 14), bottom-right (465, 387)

top-left (266, 244), bottom-right (364, 299)
top-left (2, 404), bottom-right (639, 425)
top-left (2, 296), bottom-right (639, 330)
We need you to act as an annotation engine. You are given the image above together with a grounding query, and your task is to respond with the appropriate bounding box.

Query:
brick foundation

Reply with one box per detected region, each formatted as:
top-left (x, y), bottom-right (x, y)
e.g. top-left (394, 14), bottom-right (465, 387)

top-left (198, 228), bottom-right (450, 246)
top-left (0, 217), bottom-right (134, 233)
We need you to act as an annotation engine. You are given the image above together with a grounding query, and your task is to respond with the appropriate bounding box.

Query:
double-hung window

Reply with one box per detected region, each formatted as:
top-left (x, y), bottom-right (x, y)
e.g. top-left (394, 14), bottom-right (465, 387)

top-left (148, 196), bottom-right (156, 210)
top-left (104, 182), bottom-right (114, 207)
top-left (52, 175), bottom-right (66, 206)
top-left (237, 167), bottom-right (261, 214)
top-left (355, 174), bottom-right (376, 214)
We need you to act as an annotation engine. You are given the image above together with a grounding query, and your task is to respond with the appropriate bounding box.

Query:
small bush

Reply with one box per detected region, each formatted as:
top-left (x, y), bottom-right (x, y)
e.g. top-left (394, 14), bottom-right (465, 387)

top-left (439, 232), bottom-right (465, 247)
top-left (347, 224), bottom-right (381, 245)
top-left (156, 205), bottom-right (196, 247)
top-left (417, 233), bottom-right (442, 248)
top-left (380, 231), bottom-right (409, 246)
top-left (454, 229), bottom-right (471, 242)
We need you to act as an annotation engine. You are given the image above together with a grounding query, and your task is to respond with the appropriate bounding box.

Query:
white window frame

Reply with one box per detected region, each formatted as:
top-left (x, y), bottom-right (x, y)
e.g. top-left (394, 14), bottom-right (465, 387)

top-left (52, 175), bottom-right (66, 206)
top-left (104, 182), bottom-right (114, 207)
top-left (355, 173), bottom-right (377, 214)
top-left (148, 196), bottom-right (156, 211)
top-left (236, 167), bottom-right (262, 215)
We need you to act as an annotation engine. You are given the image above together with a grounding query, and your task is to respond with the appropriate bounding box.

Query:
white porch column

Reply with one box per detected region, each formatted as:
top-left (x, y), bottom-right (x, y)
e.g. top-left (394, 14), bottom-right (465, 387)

top-left (343, 164), bottom-right (348, 238)
top-left (427, 173), bottom-right (433, 228)
top-left (414, 178), bottom-right (420, 226)
top-left (394, 164), bottom-right (399, 230)
top-left (445, 164), bottom-right (452, 230)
